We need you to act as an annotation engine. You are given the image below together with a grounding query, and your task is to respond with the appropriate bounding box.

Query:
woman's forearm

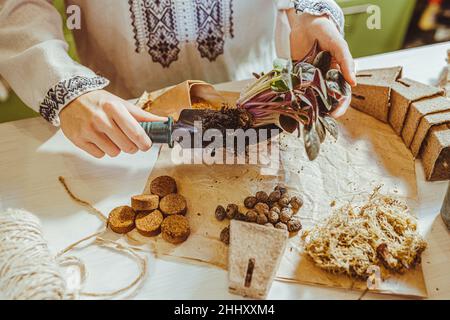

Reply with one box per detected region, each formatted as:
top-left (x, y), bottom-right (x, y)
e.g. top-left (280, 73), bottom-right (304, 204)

top-left (0, 0), bottom-right (109, 125)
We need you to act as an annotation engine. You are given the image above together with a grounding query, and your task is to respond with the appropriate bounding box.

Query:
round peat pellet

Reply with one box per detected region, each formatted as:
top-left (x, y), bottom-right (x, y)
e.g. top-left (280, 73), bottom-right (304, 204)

top-left (150, 176), bottom-right (177, 198)
top-left (220, 226), bottom-right (230, 245)
top-left (280, 208), bottom-right (292, 224)
top-left (279, 196), bottom-right (290, 207)
top-left (215, 205), bottom-right (227, 221)
top-left (235, 212), bottom-right (247, 221)
top-left (268, 210), bottom-right (280, 224)
top-left (160, 193), bottom-right (187, 216)
top-left (256, 214), bottom-right (268, 225)
top-left (244, 196), bottom-right (258, 209)
top-left (255, 191), bottom-right (269, 203)
top-left (131, 194), bottom-right (159, 212)
top-left (270, 203), bottom-right (282, 212)
top-left (275, 222), bottom-right (288, 231)
top-left (254, 203), bottom-right (269, 216)
top-left (287, 218), bottom-right (302, 233)
top-left (161, 215), bottom-right (190, 244)
top-left (226, 204), bottom-right (238, 219)
top-left (290, 196), bottom-right (304, 212)
top-left (268, 190), bottom-right (282, 203)
top-left (108, 206), bottom-right (136, 234)
top-left (135, 210), bottom-right (164, 237)
top-left (246, 210), bottom-right (257, 223)
top-left (274, 185), bottom-right (288, 196)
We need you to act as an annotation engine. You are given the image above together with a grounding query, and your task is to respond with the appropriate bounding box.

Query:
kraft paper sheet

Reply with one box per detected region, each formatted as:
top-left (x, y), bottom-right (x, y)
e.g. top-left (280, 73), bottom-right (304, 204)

top-left (127, 80), bottom-right (427, 298)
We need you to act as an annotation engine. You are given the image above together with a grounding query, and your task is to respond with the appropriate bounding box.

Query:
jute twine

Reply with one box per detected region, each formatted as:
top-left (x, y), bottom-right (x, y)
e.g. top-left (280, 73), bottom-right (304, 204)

top-left (0, 177), bottom-right (147, 300)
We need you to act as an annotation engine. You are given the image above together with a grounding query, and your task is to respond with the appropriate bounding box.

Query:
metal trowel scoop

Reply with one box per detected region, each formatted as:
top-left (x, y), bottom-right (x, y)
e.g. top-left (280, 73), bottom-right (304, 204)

top-left (140, 109), bottom-right (280, 149)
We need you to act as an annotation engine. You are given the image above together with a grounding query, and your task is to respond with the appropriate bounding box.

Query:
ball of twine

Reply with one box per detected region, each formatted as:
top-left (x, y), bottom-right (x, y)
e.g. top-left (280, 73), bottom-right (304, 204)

top-left (0, 177), bottom-right (148, 300)
top-left (0, 209), bottom-right (67, 300)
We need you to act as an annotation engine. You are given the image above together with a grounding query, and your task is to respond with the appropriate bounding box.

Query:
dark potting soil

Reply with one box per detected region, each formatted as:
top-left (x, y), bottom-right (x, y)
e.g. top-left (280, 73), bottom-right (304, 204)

top-left (201, 108), bottom-right (254, 131)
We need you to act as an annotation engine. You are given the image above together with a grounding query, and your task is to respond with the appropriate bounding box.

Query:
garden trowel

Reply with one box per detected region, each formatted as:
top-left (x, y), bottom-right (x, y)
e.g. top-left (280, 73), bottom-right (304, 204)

top-left (140, 109), bottom-right (280, 149)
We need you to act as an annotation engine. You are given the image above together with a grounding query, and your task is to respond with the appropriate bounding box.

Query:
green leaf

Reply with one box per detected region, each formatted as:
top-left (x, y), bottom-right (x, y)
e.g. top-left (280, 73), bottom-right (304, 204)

top-left (316, 118), bottom-right (326, 143)
top-left (313, 51), bottom-right (332, 76)
top-left (303, 125), bottom-right (321, 161)
top-left (273, 58), bottom-right (288, 72)
top-left (271, 78), bottom-right (290, 93)
top-left (320, 115), bottom-right (339, 140)
top-left (295, 63), bottom-right (315, 84)
top-left (326, 69), bottom-right (351, 97)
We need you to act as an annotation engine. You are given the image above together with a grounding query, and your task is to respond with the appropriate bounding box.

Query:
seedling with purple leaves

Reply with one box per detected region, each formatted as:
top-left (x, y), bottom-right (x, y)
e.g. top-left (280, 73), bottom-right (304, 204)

top-left (237, 41), bottom-right (351, 160)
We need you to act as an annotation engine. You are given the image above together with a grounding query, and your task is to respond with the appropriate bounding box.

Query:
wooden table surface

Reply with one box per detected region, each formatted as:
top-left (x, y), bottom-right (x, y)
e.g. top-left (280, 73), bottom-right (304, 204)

top-left (0, 43), bottom-right (449, 300)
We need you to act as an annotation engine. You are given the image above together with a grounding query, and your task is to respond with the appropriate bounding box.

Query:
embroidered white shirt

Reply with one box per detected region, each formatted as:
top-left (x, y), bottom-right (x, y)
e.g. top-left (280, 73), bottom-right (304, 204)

top-left (0, 0), bottom-right (344, 125)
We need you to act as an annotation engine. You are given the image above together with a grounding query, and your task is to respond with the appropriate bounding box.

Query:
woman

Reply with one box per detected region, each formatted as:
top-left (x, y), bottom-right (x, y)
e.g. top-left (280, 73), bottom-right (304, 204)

top-left (0, 0), bottom-right (355, 158)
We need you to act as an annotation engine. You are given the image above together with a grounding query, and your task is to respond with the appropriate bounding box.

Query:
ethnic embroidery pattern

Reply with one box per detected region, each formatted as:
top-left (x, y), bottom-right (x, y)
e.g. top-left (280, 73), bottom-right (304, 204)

top-left (129, 0), bottom-right (234, 67)
top-left (39, 76), bottom-right (109, 126)
top-left (195, 0), bottom-right (228, 61)
top-left (129, 0), bottom-right (180, 67)
top-left (294, 0), bottom-right (344, 34)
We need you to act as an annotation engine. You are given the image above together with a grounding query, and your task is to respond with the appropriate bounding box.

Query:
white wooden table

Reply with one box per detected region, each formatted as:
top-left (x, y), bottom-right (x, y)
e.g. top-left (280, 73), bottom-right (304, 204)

top-left (0, 43), bottom-right (449, 300)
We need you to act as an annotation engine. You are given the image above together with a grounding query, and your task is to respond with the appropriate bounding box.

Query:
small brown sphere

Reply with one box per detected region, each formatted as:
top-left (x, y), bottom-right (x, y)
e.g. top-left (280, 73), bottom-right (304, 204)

top-left (270, 203), bottom-right (282, 212)
top-left (290, 196), bottom-right (304, 212)
top-left (287, 218), bottom-right (302, 233)
top-left (255, 191), bottom-right (269, 203)
top-left (254, 202), bottom-right (269, 216)
top-left (215, 205), bottom-right (226, 221)
top-left (281, 207), bottom-right (293, 217)
top-left (256, 214), bottom-right (268, 225)
top-left (278, 196), bottom-right (290, 207)
top-left (226, 204), bottom-right (238, 219)
top-left (274, 185), bottom-right (288, 196)
top-left (235, 212), bottom-right (247, 221)
top-left (275, 222), bottom-right (288, 231)
top-left (268, 190), bottom-right (282, 203)
top-left (280, 209), bottom-right (292, 224)
top-left (268, 210), bottom-right (280, 224)
top-left (244, 196), bottom-right (258, 209)
top-left (246, 210), bottom-right (258, 223)
top-left (220, 226), bottom-right (230, 245)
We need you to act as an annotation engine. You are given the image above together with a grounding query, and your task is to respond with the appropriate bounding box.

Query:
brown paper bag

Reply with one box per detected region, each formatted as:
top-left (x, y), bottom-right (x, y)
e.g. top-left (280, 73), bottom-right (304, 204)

top-left (139, 80), bottom-right (230, 120)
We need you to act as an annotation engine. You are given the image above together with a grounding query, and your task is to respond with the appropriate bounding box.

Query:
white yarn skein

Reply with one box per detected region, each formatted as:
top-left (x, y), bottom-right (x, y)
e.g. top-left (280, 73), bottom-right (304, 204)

top-left (0, 209), bottom-right (67, 300)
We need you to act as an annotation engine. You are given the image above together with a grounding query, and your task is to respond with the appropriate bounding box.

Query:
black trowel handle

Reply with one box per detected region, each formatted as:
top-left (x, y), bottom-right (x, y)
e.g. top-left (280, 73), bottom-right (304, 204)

top-left (140, 117), bottom-right (174, 148)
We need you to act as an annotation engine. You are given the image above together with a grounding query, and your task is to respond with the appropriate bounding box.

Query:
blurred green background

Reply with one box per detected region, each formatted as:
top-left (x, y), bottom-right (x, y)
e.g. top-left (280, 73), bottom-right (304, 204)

top-left (0, 0), bottom-right (418, 123)
top-left (0, 0), bottom-right (79, 123)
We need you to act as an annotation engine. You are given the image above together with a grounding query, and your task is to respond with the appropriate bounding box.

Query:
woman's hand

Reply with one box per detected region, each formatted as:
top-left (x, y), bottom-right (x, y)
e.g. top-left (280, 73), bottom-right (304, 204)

top-left (59, 90), bottom-right (167, 158)
top-left (287, 10), bottom-right (356, 117)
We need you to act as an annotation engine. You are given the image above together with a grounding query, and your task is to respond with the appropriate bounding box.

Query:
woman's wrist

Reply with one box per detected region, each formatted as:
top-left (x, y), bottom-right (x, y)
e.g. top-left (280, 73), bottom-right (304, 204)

top-left (39, 75), bottom-right (110, 126)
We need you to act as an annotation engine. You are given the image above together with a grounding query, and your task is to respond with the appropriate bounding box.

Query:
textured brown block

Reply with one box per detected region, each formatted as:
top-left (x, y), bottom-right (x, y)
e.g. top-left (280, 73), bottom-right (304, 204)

top-left (402, 96), bottom-right (450, 147)
top-left (410, 111), bottom-right (450, 158)
top-left (228, 220), bottom-right (287, 299)
top-left (131, 194), bottom-right (159, 212)
top-left (389, 78), bottom-right (444, 135)
top-left (351, 67), bottom-right (402, 122)
top-left (420, 123), bottom-right (450, 181)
